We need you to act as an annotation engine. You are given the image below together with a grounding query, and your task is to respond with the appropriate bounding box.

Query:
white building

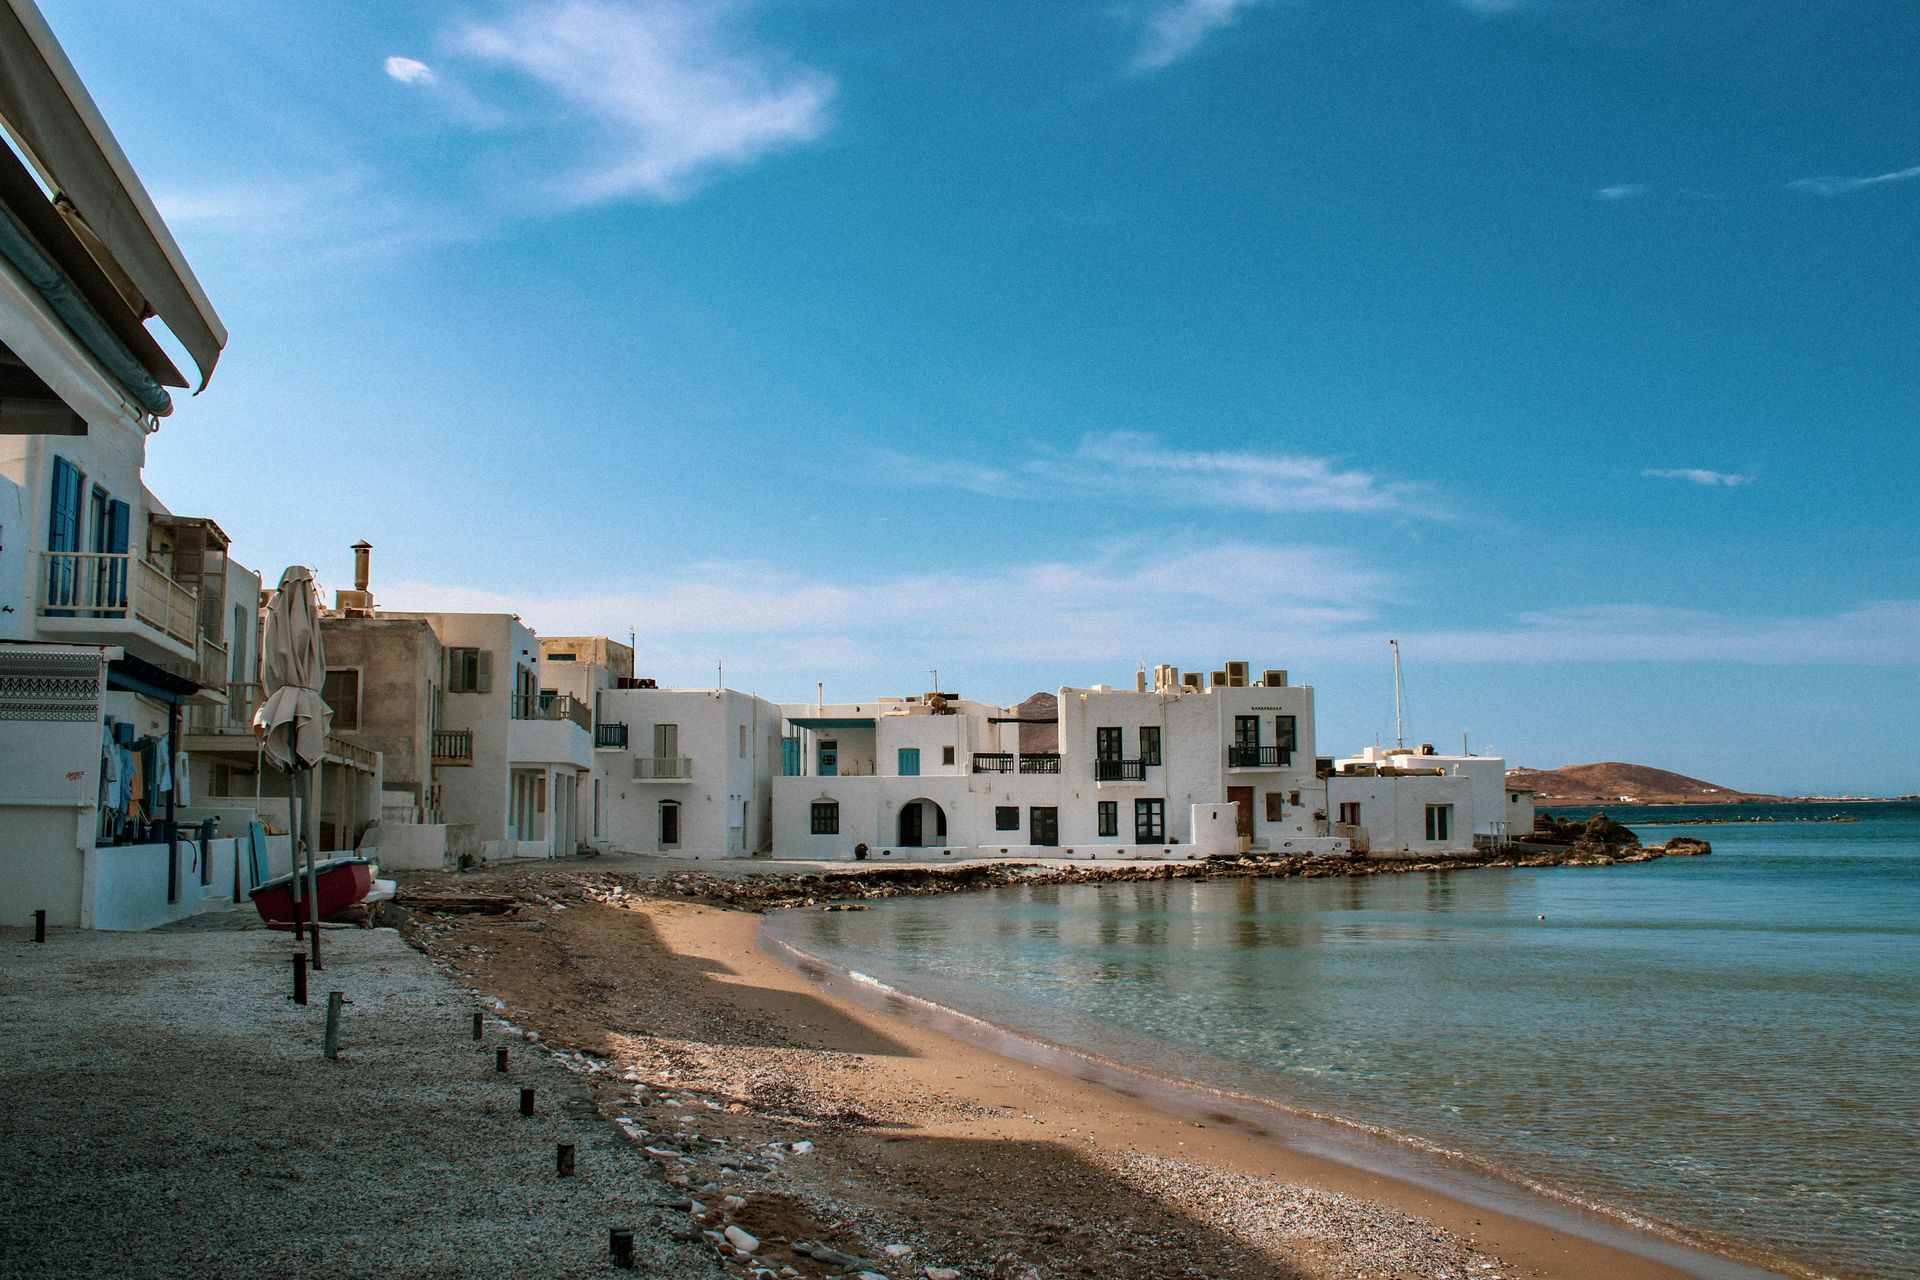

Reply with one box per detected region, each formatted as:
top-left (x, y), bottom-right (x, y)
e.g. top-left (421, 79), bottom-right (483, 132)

top-left (1327, 745), bottom-right (1526, 856)
top-left (0, 3), bottom-right (337, 929)
top-left (770, 662), bottom-right (1349, 862)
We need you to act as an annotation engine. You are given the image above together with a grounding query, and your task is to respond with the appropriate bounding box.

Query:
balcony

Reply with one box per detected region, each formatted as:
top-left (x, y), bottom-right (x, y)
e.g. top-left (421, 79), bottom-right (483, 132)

top-left (511, 692), bottom-right (591, 731)
top-left (633, 756), bottom-right (694, 781)
top-left (1019, 753), bottom-right (1061, 774)
top-left (595, 721), bottom-right (629, 749)
top-left (1229, 745), bottom-right (1293, 769)
top-left (972, 752), bottom-right (1014, 773)
top-left (1095, 759), bottom-right (1146, 782)
top-left (36, 550), bottom-right (199, 663)
top-left (433, 728), bottom-right (475, 766)
top-left (187, 681), bottom-right (260, 734)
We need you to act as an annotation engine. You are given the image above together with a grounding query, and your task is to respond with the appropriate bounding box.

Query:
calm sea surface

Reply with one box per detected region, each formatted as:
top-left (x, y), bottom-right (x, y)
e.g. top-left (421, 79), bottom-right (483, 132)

top-left (765, 801), bottom-right (1920, 1279)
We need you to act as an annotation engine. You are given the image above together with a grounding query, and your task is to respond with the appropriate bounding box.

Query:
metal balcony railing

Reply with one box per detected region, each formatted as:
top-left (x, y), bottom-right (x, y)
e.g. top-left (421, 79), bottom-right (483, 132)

top-left (39, 551), bottom-right (198, 647)
top-left (595, 722), bottom-right (629, 749)
top-left (1019, 754), bottom-right (1061, 774)
top-left (433, 728), bottom-right (474, 765)
top-left (1095, 758), bottom-right (1146, 782)
top-left (972, 752), bottom-right (1013, 773)
top-left (633, 755), bottom-right (693, 780)
top-left (510, 693), bottom-right (591, 731)
top-left (1229, 745), bottom-right (1292, 768)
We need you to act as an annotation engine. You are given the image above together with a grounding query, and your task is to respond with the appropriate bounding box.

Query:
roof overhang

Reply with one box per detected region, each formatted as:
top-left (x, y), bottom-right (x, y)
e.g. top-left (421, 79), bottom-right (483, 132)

top-left (0, 0), bottom-right (225, 391)
top-left (787, 717), bottom-right (877, 730)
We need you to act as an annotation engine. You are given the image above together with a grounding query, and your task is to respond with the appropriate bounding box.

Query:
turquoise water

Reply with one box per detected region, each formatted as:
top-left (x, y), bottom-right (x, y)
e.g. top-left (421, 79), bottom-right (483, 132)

top-left (765, 801), bottom-right (1920, 1279)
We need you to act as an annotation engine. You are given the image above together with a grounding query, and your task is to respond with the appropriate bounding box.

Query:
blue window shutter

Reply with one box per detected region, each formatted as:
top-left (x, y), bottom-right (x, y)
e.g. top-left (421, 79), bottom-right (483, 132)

top-left (48, 457), bottom-right (80, 550)
top-left (898, 748), bottom-right (920, 777)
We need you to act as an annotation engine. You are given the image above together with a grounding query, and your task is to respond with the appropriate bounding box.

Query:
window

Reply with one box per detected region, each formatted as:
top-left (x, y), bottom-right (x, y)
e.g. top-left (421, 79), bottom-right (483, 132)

top-left (1265, 792), bottom-right (1284, 822)
top-left (447, 647), bottom-right (490, 693)
top-left (1138, 726), bottom-right (1161, 766)
top-left (996, 806), bottom-right (1020, 831)
top-left (654, 724), bottom-right (679, 758)
top-left (1426, 804), bottom-right (1453, 842)
top-left (322, 669), bottom-right (361, 732)
top-left (810, 801), bottom-right (839, 835)
top-left (1097, 801), bottom-right (1118, 837)
top-left (47, 457), bottom-right (81, 551)
top-left (1135, 798), bottom-right (1166, 842)
top-left (1274, 715), bottom-right (1297, 766)
top-left (1233, 715), bottom-right (1260, 752)
top-left (1096, 727), bottom-right (1123, 762)
top-left (898, 747), bottom-right (921, 777)
top-left (547, 652), bottom-right (576, 661)
top-left (943, 745), bottom-right (956, 766)
top-left (1339, 801), bottom-right (1362, 826)
top-left (739, 724), bottom-right (748, 758)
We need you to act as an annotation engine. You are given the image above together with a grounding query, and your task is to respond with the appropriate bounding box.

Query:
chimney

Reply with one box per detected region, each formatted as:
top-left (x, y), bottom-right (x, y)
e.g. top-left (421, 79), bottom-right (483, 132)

top-left (336, 540), bottom-right (376, 615)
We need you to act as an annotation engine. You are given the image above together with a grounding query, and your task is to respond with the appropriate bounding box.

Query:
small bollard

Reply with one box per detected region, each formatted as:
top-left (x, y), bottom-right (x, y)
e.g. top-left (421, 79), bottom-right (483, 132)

top-left (557, 1142), bottom-right (575, 1177)
top-left (34, 910), bottom-right (47, 944)
top-left (520, 1087), bottom-right (536, 1116)
top-left (323, 991), bottom-right (343, 1060)
top-left (496, 1047), bottom-right (510, 1072)
top-left (609, 1227), bottom-right (634, 1269)
top-left (292, 953), bottom-right (308, 1005)
top-left (471, 1009), bottom-right (484, 1040)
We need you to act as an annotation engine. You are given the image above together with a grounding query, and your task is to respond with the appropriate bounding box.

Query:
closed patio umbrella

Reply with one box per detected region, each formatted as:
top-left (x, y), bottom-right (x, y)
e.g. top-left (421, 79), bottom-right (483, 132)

top-left (254, 566), bottom-right (330, 967)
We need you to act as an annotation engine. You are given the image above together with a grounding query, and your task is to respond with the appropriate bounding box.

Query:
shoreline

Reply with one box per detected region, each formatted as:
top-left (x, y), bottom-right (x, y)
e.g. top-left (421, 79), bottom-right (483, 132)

top-left (393, 856), bottom-right (1800, 1280)
top-left (757, 910), bottom-right (1796, 1280)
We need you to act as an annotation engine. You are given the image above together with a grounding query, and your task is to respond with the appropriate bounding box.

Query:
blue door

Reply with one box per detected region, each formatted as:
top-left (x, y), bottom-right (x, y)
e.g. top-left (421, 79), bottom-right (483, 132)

top-left (818, 739), bottom-right (838, 777)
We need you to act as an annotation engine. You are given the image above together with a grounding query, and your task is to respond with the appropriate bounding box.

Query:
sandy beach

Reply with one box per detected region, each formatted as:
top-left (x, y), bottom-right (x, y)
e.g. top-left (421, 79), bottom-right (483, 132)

top-left (396, 858), bottom-right (1774, 1280)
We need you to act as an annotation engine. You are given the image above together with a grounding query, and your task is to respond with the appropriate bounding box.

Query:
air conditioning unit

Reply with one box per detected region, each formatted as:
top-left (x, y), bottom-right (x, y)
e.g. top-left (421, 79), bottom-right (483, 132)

top-left (1225, 661), bottom-right (1250, 687)
top-left (1262, 669), bottom-right (1288, 687)
top-left (1210, 670), bottom-right (1228, 688)
top-left (1181, 673), bottom-right (1204, 691)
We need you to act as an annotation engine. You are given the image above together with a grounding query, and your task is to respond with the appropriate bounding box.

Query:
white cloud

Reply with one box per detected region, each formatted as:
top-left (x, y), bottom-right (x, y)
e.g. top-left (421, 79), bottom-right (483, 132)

top-left (450, 0), bottom-right (835, 204)
top-left (1642, 467), bottom-right (1753, 488)
top-left (1789, 161), bottom-right (1920, 197)
top-left (1131, 0), bottom-right (1264, 72)
top-left (1403, 601), bottom-right (1920, 665)
top-left (880, 432), bottom-right (1421, 516)
top-left (1595, 183), bottom-right (1648, 201)
top-left (384, 55), bottom-right (438, 85)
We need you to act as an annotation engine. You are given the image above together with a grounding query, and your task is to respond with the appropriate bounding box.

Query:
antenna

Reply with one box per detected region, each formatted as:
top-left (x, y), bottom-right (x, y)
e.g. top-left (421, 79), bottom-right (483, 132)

top-left (717, 659), bottom-right (723, 691)
top-left (1390, 638), bottom-right (1405, 750)
top-left (1463, 730), bottom-right (1470, 756)
top-left (930, 667), bottom-right (938, 694)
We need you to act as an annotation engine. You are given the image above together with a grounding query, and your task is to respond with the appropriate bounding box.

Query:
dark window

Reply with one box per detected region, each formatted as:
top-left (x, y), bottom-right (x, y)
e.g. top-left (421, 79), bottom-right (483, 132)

top-left (1339, 801), bottom-right (1361, 825)
top-left (1234, 716), bottom-right (1260, 752)
top-left (1096, 727), bottom-right (1123, 762)
top-left (1265, 792), bottom-right (1283, 822)
top-left (547, 652), bottom-right (577, 661)
top-left (810, 802), bottom-right (839, 835)
top-left (1031, 807), bottom-right (1059, 846)
top-left (659, 801), bottom-right (681, 845)
top-left (1135, 798), bottom-right (1165, 842)
top-left (1425, 804), bottom-right (1452, 842)
top-left (1274, 714), bottom-right (1297, 765)
top-left (322, 669), bottom-right (361, 732)
top-left (943, 746), bottom-right (956, 766)
top-left (1138, 726), bottom-right (1161, 766)
top-left (447, 647), bottom-right (490, 693)
top-left (1097, 801), bottom-right (1118, 837)
top-left (996, 805), bottom-right (1019, 831)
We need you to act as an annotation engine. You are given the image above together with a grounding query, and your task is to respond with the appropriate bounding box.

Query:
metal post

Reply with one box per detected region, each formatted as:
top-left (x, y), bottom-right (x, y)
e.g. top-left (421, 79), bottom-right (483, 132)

top-left (323, 991), bottom-right (343, 1060)
top-left (292, 953), bottom-right (308, 1005)
top-left (556, 1143), bottom-right (575, 1177)
top-left (305, 767), bottom-right (323, 971)
top-left (165, 699), bottom-right (180, 903)
top-left (289, 767), bottom-right (304, 942)
top-left (519, 1087), bottom-right (535, 1116)
top-left (33, 910), bottom-right (46, 943)
top-left (609, 1228), bottom-right (634, 1269)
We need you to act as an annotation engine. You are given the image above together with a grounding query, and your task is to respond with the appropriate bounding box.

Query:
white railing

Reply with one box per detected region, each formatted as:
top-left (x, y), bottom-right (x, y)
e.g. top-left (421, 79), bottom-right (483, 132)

top-left (39, 551), bottom-right (198, 647)
top-left (633, 756), bottom-right (694, 780)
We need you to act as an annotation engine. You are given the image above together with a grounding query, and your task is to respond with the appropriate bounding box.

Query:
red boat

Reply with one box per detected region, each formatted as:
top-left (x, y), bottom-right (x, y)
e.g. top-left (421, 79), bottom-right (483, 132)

top-left (250, 858), bottom-right (374, 924)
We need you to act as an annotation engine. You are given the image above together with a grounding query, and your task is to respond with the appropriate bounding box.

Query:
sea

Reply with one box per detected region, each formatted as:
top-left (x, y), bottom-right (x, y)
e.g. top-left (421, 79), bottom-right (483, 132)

top-left (763, 801), bottom-right (1920, 1280)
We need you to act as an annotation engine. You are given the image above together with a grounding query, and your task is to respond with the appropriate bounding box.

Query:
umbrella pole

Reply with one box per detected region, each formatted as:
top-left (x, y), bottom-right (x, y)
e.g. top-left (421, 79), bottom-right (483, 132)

top-left (288, 765), bottom-right (304, 943)
top-left (305, 766), bottom-right (323, 971)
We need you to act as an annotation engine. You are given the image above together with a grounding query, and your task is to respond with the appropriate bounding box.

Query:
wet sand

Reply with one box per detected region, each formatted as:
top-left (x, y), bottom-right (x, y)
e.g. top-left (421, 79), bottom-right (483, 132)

top-left (399, 871), bottom-right (1787, 1280)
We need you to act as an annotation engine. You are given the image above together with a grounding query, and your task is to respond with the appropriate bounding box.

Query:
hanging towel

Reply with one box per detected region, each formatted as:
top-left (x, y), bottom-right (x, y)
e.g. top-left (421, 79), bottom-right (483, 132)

top-left (100, 722), bottom-right (121, 789)
top-left (155, 745), bottom-right (173, 795)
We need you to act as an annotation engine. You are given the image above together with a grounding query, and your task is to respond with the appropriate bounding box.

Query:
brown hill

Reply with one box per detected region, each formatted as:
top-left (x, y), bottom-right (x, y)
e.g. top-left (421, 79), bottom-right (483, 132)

top-left (1506, 762), bottom-right (1779, 805)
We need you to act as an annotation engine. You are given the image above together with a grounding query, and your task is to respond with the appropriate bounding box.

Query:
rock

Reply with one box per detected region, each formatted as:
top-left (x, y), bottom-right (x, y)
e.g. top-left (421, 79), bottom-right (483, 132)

top-left (789, 1139), bottom-right (815, 1154)
top-left (884, 1243), bottom-right (914, 1258)
top-left (993, 1255), bottom-right (1045, 1280)
top-left (1661, 836), bottom-right (1712, 856)
top-left (723, 1195), bottom-right (747, 1212)
top-left (925, 1270), bottom-right (961, 1280)
top-left (724, 1225), bottom-right (760, 1253)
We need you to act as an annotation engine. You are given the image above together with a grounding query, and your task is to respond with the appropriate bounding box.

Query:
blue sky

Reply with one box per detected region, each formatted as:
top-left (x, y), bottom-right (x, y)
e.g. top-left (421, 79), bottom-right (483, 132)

top-left (42, 0), bottom-right (1920, 794)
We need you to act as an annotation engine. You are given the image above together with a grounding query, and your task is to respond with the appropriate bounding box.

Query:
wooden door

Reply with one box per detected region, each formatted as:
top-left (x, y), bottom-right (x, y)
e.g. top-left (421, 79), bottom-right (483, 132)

top-left (1227, 786), bottom-right (1256, 837)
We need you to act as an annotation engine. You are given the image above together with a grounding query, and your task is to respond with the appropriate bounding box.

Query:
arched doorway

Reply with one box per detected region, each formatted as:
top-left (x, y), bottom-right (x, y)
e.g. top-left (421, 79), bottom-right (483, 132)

top-left (897, 798), bottom-right (947, 848)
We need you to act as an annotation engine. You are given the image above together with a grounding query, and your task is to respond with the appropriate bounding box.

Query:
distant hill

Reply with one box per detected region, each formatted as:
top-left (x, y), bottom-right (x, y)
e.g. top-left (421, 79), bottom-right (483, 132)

top-left (1507, 762), bottom-right (1780, 805)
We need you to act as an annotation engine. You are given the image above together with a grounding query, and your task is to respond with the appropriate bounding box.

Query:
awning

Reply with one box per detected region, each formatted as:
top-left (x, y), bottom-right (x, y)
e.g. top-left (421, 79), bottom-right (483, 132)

top-left (106, 651), bottom-right (200, 704)
top-left (0, 0), bottom-right (226, 391)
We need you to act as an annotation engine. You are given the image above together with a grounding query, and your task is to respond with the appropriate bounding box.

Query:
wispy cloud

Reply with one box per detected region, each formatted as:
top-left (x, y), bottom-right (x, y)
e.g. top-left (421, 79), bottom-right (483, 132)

top-left (1405, 601), bottom-right (1920, 665)
top-left (1789, 161), bottom-right (1920, 197)
top-left (384, 55), bottom-right (437, 86)
top-left (1643, 468), bottom-right (1753, 488)
top-left (880, 432), bottom-right (1421, 516)
top-left (449, 0), bottom-right (835, 205)
top-left (1130, 0), bottom-right (1264, 72)
top-left (1595, 183), bottom-right (1648, 201)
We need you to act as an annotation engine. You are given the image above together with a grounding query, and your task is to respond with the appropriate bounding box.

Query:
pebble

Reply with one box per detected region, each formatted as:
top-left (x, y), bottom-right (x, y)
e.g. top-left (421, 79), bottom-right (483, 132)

top-left (724, 1225), bottom-right (760, 1254)
top-left (884, 1243), bottom-right (913, 1258)
top-left (789, 1140), bottom-right (814, 1155)
top-left (723, 1195), bottom-right (747, 1211)
top-left (924, 1270), bottom-right (960, 1280)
